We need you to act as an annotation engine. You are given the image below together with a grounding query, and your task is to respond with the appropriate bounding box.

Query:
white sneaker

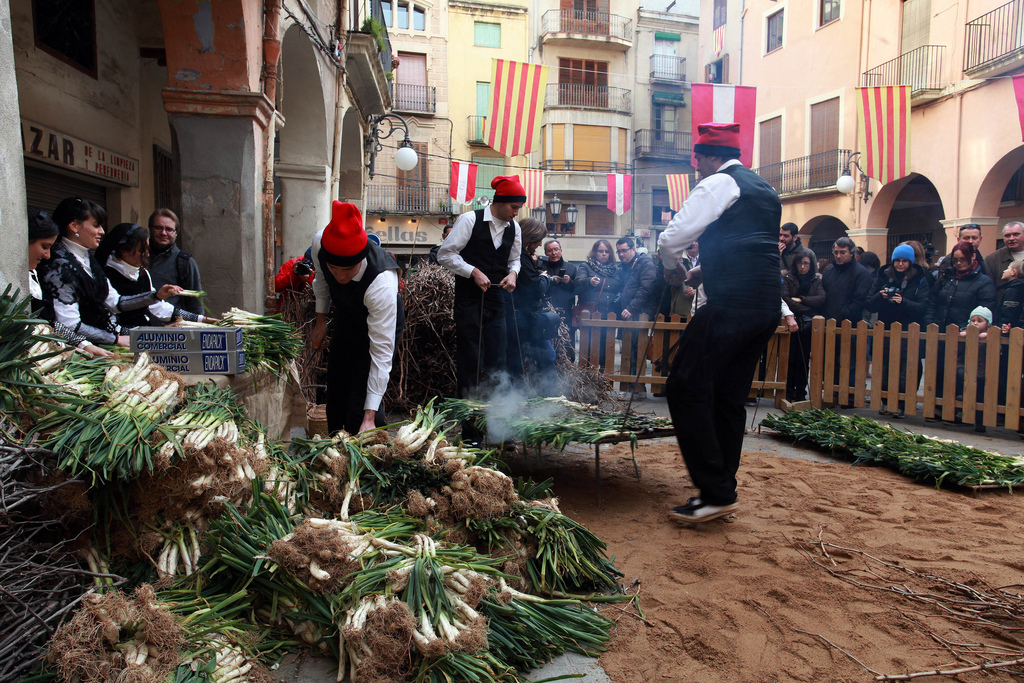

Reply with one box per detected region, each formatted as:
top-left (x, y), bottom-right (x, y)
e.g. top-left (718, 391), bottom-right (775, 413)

top-left (669, 497), bottom-right (739, 524)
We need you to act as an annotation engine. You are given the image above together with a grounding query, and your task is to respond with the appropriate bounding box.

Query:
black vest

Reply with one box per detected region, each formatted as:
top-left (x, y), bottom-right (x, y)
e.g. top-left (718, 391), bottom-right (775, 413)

top-left (699, 164), bottom-right (782, 311)
top-left (37, 241), bottom-right (117, 335)
top-left (104, 266), bottom-right (155, 328)
top-left (453, 210), bottom-right (516, 305)
top-left (317, 241), bottom-right (405, 348)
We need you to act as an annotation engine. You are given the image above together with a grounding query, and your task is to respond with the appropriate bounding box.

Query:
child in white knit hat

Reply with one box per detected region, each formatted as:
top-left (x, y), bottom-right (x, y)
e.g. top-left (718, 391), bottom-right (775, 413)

top-left (955, 305), bottom-right (993, 432)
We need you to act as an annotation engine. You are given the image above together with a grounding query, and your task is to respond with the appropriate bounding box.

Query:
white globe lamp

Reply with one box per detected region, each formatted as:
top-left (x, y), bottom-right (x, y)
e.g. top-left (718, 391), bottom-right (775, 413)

top-left (395, 144), bottom-right (418, 171)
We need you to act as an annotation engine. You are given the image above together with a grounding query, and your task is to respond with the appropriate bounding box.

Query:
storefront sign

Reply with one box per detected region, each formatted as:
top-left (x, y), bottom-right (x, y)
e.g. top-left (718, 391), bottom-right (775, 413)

top-left (367, 225), bottom-right (431, 244)
top-left (21, 119), bottom-right (140, 187)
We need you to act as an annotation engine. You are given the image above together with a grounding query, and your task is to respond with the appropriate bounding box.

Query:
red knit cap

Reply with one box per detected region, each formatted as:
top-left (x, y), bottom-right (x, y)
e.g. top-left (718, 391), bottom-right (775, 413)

top-left (693, 123), bottom-right (741, 159)
top-left (320, 201), bottom-right (369, 267)
top-left (491, 175), bottom-right (527, 203)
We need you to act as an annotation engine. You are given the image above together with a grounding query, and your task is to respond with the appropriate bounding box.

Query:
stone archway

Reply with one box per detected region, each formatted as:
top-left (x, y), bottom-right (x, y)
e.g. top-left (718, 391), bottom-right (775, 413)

top-left (276, 24), bottom-right (332, 262)
top-left (883, 175), bottom-right (946, 258)
top-left (971, 145), bottom-right (1024, 219)
top-left (804, 216), bottom-right (849, 260)
top-left (337, 107), bottom-right (363, 205)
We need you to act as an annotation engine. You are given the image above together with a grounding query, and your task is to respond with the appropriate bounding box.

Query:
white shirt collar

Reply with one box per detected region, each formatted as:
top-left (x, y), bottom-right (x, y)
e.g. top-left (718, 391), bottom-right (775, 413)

top-left (61, 237), bottom-right (93, 274)
top-left (105, 256), bottom-right (140, 281)
top-left (483, 205), bottom-right (509, 229)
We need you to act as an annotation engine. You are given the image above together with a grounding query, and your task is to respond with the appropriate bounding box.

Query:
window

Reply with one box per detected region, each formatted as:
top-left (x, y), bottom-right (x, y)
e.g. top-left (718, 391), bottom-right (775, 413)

top-left (383, 2), bottom-right (392, 26)
top-left (585, 205), bottom-right (615, 235)
top-left (713, 0), bottom-right (727, 29)
top-left (819, 0), bottom-right (840, 26)
top-left (766, 10), bottom-right (784, 53)
top-left (383, 1), bottom-right (426, 30)
top-left (558, 58), bottom-right (608, 108)
top-left (652, 190), bottom-right (673, 226)
top-left (470, 156), bottom-right (505, 208)
top-left (758, 116), bottom-right (782, 191)
top-left (809, 97), bottom-right (840, 188)
top-left (705, 55), bottom-right (729, 83)
top-left (653, 103), bottom-right (679, 133)
top-left (397, 2), bottom-right (409, 29)
top-left (474, 22), bottom-right (501, 47)
top-left (32, 0), bottom-right (98, 77)
top-left (153, 144), bottom-right (175, 213)
top-left (413, 6), bottom-right (425, 30)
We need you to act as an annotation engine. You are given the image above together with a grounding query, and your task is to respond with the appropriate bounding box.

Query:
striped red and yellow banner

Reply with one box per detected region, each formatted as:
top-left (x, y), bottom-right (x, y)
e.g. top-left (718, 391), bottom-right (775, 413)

top-left (856, 86), bottom-right (911, 185)
top-left (522, 169), bottom-right (545, 208)
top-left (666, 174), bottom-right (691, 211)
top-left (486, 59), bottom-right (549, 158)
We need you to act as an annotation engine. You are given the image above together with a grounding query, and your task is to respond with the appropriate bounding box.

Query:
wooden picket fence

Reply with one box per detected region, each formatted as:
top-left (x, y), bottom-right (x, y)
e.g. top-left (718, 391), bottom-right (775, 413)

top-left (577, 312), bottom-right (1024, 429)
top-left (577, 312), bottom-right (791, 405)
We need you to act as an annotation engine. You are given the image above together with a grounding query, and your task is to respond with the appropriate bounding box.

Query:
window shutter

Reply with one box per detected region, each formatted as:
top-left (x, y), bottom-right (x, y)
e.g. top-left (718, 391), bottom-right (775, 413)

top-left (586, 205), bottom-right (615, 235)
top-left (722, 54), bottom-right (730, 82)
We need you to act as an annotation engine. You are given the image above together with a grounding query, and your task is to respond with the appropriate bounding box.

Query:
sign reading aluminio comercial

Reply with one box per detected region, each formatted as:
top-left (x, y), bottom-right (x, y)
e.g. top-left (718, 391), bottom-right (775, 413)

top-left (21, 119), bottom-right (140, 187)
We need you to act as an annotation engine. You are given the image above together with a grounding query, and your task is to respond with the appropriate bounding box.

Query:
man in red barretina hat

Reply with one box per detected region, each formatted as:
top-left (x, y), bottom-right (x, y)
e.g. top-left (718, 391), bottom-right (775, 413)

top-left (311, 201), bottom-right (404, 435)
top-left (438, 175), bottom-right (524, 410)
top-left (657, 122), bottom-right (783, 525)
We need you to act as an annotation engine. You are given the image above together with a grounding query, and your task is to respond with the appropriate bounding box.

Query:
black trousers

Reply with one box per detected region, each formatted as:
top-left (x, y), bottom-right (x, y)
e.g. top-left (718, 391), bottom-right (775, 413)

top-left (786, 323), bottom-right (812, 401)
top-left (326, 335), bottom-right (385, 436)
top-left (453, 289), bottom-right (508, 397)
top-left (665, 304), bottom-right (779, 506)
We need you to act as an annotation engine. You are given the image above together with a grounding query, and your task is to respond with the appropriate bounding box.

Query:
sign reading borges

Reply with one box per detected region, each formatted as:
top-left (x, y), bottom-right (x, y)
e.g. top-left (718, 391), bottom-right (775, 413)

top-left (21, 119), bottom-right (140, 187)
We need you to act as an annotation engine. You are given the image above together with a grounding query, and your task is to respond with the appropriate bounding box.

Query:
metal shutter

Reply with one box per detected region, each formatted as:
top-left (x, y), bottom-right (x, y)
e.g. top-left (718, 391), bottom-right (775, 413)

top-left (24, 163), bottom-right (107, 214)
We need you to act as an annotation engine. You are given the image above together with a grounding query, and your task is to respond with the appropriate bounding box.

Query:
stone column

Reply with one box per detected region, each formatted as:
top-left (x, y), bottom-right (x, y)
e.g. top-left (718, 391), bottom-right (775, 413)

top-left (276, 162), bottom-right (331, 261)
top-left (162, 89), bottom-right (274, 317)
top-left (0, 0), bottom-right (27, 291)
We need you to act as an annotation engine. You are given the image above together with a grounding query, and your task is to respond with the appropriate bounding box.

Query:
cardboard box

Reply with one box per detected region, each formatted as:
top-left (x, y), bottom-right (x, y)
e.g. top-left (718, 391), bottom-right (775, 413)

top-left (147, 350), bottom-right (247, 375)
top-left (130, 327), bottom-right (243, 354)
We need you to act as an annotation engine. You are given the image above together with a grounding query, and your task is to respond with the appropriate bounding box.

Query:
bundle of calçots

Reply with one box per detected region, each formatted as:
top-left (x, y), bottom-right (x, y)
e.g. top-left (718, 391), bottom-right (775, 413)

top-left (761, 408), bottom-right (1024, 489)
top-left (0, 287), bottom-right (627, 683)
top-left (442, 395), bottom-right (674, 452)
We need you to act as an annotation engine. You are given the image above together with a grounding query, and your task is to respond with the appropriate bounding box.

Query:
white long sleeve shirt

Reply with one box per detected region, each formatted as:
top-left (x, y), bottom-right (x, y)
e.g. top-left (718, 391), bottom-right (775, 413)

top-left (53, 238), bottom-right (121, 332)
top-left (311, 232), bottom-right (400, 412)
top-left (658, 159), bottom-right (743, 271)
top-left (437, 206), bottom-right (522, 279)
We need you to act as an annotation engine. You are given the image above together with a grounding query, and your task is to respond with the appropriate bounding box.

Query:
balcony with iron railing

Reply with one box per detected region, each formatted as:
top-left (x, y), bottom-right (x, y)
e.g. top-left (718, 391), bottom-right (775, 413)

top-left (753, 149), bottom-right (853, 196)
top-left (965, 0), bottom-right (1024, 73)
top-left (345, 0), bottom-right (394, 115)
top-left (365, 184), bottom-right (453, 215)
top-left (635, 130), bottom-right (692, 159)
top-left (861, 45), bottom-right (945, 97)
top-left (540, 160), bottom-right (632, 173)
top-left (390, 83), bottom-right (436, 114)
top-left (539, 9), bottom-right (632, 49)
top-left (545, 83), bottom-right (631, 113)
top-left (467, 116), bottom-right (487, 145)
top-left (650, 55), bottom-right (686, 83)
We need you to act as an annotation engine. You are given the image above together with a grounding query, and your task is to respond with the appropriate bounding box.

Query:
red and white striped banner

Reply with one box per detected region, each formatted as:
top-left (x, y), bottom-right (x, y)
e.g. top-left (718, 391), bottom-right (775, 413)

top-left (1014, 75), bottom-right (1024, 141)
top-left (856, 86), bottom-right (910, 185)
top-left (449, 161), bottom-right (478, 205)
top-left (713, 25), bottom-right (725, 56)
top-left (666, 174), bottom-right (691, 211)
top-left (607, 174), bottom-right (632, 216)
top-left (486, 59), bottom-right (549, 158)
top-left (522, 169), bottom-right (545, 208)
top-left (690, 84), bottom-right (757, 168)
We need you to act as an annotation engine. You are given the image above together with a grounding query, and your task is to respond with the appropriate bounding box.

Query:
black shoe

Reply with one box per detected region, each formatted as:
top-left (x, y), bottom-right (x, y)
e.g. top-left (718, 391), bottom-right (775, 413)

top-left (925, 412), bottom-right (942, 423)
top-left (669, 497), bottom-right (739, 524)
top-left (839, 404), bottom-right (854, 410)
top-left (975, 424), bottom-right (987, 433)
top-left (894, 409), bottom-right (905, 419)
top-left (878, 408), bottom-right (890, 416)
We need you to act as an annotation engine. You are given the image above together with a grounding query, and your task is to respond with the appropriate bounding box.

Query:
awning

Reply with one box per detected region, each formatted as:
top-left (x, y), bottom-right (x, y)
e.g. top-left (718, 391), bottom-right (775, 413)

top-left (652, 91), bottom-right (686, 105)
top-left (654, 31), bottom-right (681, 41)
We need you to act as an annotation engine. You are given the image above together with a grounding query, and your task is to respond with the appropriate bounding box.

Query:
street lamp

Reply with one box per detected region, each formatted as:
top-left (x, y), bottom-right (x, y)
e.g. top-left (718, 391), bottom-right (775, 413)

top-left (532, 205), bottom-right (546, 225)
top-left (366, 113), bottom-right (419, 179)
top-left (547, 195), bottom-right (562, 226)
top-left (564, 204), bottom-right (578, 229)
top-left (836, 152), bottom-right (872, 203)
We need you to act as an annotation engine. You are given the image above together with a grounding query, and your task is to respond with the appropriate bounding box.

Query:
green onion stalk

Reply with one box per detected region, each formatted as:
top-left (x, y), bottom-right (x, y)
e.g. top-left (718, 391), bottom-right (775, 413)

top-left (761, 409), bottom-right (1024, 490)
top-left (218, 307), bottom-right (303, 376)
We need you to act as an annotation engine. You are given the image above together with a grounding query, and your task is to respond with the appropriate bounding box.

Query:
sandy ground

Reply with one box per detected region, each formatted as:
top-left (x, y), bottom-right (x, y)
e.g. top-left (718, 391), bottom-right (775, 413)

top-left (503, 428), bottom-right (1024, 683)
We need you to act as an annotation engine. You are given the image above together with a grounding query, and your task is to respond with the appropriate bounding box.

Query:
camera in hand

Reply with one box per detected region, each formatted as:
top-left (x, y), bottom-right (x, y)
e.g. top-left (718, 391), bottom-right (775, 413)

top-left (293, 259), bottom-right (313, 279)
top-left (883, 286), bottom-right (898, 297)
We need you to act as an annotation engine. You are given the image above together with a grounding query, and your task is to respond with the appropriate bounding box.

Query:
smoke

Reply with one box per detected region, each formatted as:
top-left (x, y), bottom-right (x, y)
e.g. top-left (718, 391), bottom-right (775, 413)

top-left (467, 372), bottom-right (568, 444)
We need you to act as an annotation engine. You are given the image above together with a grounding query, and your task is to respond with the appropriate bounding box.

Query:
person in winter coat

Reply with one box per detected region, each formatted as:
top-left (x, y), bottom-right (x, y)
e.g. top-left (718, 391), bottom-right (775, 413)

top-left (782, 252), bottom-right (825, 402)
top-left (822, 237), bottom-right (872, 398)
top-left (574, 239), bottom-right (623, 365)
top-left (866, 244), bottom-right (931, 417)
top-left (616, 236), bottom-right (658, 398)
top-left (926, 241), bottom-right (996, 421)
top-left (999, 260), bottom-right (1024, 331)
top-left (505, 218), bottom-right (557, 395)
top-left (97, 223), bottom-right (213, 328)
top-left (538, 238), bottom-right (578, 357)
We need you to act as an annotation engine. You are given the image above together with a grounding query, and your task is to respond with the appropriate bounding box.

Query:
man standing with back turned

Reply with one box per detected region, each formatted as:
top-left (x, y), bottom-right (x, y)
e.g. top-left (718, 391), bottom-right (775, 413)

top-left (657, 123), bottom-right (782, 524)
